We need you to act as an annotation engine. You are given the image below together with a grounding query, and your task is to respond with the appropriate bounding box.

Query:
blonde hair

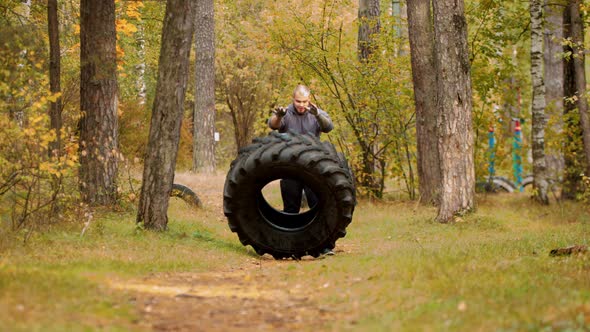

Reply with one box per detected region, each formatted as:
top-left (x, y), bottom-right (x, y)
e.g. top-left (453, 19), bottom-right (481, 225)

top-left (293, 84), bottom-right (311, 98)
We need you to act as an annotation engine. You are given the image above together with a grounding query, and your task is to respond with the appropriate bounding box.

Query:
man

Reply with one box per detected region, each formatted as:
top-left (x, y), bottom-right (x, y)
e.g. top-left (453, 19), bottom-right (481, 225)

top-left (268, 84), bottom-right (334, 214)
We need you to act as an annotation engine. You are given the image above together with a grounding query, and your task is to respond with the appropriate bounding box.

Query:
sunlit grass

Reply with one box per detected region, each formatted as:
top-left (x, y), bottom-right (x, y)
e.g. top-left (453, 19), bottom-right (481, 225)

top-left (0, 191), bottom-right (589, 330)
top-left (287, 193), bottom-right (590, 331)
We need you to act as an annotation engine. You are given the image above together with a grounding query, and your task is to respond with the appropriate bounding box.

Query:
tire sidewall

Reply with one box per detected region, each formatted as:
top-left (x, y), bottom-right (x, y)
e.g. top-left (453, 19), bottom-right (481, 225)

top-left (230, 162), bottom-right (341, 254)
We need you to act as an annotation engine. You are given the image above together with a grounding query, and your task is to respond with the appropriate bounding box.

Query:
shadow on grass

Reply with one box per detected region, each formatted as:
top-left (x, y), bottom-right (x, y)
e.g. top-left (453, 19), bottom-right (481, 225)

top-left (189, 229), bottom-right (258, 257)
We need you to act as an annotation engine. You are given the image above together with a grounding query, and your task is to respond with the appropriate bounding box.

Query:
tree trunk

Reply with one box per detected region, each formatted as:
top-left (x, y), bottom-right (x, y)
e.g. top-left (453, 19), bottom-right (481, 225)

top-left (21, 0), bottom-right (31, 17)
top-left (192, 0), bottom-right (216, 173)
top-left (530, 0), bottom-right (550, 204)
top-left (407, 0), bottom-right (441, 205)
top-left (562, 1), bottom-right (584, 199)
top-left (569, 0), bottom-right (590, 178)
top-left (432, 0), bottom-right (475, 222)
top-left (48, 0), bottom-right (62, 156)
top-left (79, 0), bottom-right (119, 205)
top-left (544, 0), bottom-right (566, 178)
top-left (358, 0), bottom-right (381, 61)
top-left (225, 89), bottom-right (257, 151)
top-left (136, 19), bottom-right (147, 106)
top-left (358, 0), bottom-right (381, 195)
top-left (391, 0), bottom-right (406, 56)
top-left (136, 0), bottom-right (196, 231)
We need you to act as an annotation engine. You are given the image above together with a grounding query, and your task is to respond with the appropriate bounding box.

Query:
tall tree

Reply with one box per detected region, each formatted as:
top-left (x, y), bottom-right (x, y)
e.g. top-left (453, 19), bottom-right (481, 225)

top-left (358, 0), bottom-right (381, 60)
top-left (136, 0), bottom-right (196, 230)
top-left (48, 0), bottom-right (62, 155)
top-left (219, 62), bottom-right (266, 151)
top-left (192, 0), bottom-right (216, 173)
top-left (562, 0), bottom-right (585, 199)
top-left (569, 0), bottom-right (590, 179)
top-left (407, 0), bottom-right (440, 205)
top-left (136, 18), bottom-right (147, 106)
top-left (543, 0), bottom-right (566, 177)
top-left (530, 0), bottom-right (550, 204)
top-left (433, 0), bottom-right (475, 222)
top-left (79, 0), bottom-right (119, 205)
top-left (358, 0), bottom-right (381, 195)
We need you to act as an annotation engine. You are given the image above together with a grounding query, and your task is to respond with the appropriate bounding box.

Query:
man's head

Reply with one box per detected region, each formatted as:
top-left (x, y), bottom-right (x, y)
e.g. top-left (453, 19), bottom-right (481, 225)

top-left (292, 85), bottom-right (311, 114)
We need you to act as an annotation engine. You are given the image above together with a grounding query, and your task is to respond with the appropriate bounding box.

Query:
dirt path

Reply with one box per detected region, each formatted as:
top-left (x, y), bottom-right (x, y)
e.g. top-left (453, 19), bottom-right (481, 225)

top-left (109, 259), bottom-right (340, 331)
top-left (110, 172), bottom-right (344, 331)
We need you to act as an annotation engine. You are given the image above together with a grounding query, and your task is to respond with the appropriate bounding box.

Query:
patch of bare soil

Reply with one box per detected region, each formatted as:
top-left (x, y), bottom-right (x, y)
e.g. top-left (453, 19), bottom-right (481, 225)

top-left (110, 261), bottom-right (340, 331)
top-left (111, 172), bottom-right (344, 331)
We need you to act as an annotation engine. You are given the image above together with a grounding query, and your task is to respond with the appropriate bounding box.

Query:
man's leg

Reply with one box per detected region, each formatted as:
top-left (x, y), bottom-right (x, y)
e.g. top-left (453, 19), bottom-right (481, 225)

top-left (280, 178), bottom-right (303, 213)
top-left (303, 186), bottom-right (333, 255)
top-left (303, 186), bottom-right (318, 208)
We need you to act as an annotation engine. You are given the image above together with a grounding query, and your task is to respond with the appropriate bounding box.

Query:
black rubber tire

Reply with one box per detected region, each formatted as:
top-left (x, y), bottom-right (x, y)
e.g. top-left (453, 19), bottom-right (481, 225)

top-left (521, 175), bottom-right (533, 188)
top-left (223, 132), bottom-right (356, 259)
top-left (476, 176), bottom-right (516, 193)
top-left (171, 183), bottom-right (202, 208)
top-left (491, 176), bottom-right (516, 193)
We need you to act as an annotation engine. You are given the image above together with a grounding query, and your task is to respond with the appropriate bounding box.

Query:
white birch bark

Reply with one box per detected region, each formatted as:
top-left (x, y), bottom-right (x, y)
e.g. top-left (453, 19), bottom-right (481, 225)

top-left (530, 0), bottom-right (550, 204)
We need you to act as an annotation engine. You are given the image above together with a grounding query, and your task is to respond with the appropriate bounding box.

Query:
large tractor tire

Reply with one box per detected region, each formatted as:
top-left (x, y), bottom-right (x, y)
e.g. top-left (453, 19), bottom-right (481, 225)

top-left (476, 176), bottom-right (516, 193)
top-left (521, 175), bottom-right (533, 189)
top-left (223, 132), bottom-right (356, 259)
top-left (170, 183), bottom-right (202, 208)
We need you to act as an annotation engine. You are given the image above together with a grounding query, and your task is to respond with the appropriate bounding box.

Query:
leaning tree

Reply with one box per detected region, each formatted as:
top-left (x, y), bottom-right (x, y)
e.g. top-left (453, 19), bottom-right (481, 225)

top-left (136, 0), bottom-right (196, 230)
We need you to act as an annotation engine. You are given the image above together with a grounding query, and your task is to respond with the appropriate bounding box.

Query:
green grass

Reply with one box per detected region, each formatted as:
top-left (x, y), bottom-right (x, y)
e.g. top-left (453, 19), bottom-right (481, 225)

top-left (1, 194), bottom-right (589, 331)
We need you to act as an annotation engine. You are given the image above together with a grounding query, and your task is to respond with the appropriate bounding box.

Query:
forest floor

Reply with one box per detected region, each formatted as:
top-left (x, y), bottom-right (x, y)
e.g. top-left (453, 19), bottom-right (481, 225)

top-left (1, 171), bottom-right (590, 331)
top-left (115, 172), bottom-right (349, 331)
top-left (109, 256), bottom-right (345, 331)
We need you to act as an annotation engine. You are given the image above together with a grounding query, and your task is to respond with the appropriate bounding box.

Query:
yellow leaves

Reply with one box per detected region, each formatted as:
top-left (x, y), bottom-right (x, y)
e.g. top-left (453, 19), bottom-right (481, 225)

top-left (47, 92), bottom-right (62, 103)
top-left (40, 131), bottom-right (57, 147)
top-left (126, 1), bottom-right (144, 20)
top-left (116, 44), bottom-right (126, 59)
top-left (67, 42), bottom-right (80, 54)
top-left (117, 19), bottom-right (138, 37)
top-left (30, 114), bottom-right (46, 126)
top-left (23, 127), bottom-right (36, 137)
top-left (39, 161), bottom-right (59, 176)
top-left (31, 98), bottom-right (47, 111)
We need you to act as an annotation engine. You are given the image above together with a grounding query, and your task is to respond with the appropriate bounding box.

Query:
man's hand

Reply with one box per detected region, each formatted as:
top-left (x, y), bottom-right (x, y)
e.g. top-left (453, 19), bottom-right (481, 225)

top-left (273, 107), bottom-right (287, 117)
top-left (307, 104), bottom-right (318, 116)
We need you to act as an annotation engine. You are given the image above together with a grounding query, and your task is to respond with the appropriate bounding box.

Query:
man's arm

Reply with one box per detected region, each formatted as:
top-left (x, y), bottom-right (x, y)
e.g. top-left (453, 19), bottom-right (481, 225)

top-left (308, 104), bottom-right (334, 133)
top-left (268, 107), bottom-right (286, 130)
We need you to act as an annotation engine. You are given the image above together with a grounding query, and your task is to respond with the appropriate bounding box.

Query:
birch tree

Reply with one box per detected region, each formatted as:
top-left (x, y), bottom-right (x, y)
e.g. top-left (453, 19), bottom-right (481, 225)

top-left (136, 19), bottom-right (147, 105)
top-left (530, 0), bottom-right (549, 204)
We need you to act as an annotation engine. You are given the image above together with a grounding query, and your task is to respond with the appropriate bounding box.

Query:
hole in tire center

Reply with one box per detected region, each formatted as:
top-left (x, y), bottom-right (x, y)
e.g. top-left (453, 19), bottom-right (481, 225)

top-left (260, 179), bottom-right (317, 214)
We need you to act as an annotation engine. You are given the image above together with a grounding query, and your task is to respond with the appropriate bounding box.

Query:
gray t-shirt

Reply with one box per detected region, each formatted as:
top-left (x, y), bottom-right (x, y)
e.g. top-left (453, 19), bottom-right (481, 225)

top-left (268, 104), bottom-right (333, 137)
